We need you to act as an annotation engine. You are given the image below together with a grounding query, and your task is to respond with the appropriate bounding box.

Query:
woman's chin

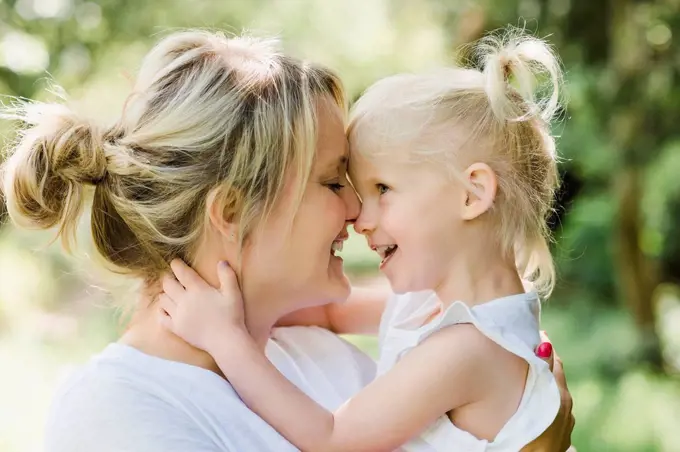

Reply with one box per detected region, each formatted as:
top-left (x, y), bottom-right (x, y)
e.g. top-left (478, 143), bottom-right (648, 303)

top-left (329, 252), bottom-right (345, 275)
top-left (327, 262), bottom-right (351, 302)
top-left (308, 280), bottom-right (351, 309)
top-left (335, 275), bottom-right (352, 300)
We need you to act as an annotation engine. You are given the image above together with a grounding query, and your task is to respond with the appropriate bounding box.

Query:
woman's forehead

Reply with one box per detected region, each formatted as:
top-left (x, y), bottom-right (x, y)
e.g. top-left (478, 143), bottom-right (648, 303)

top-left (314, 101), bottom-right (348, 171)
top-left (315, 145), bottom-right (348, 174)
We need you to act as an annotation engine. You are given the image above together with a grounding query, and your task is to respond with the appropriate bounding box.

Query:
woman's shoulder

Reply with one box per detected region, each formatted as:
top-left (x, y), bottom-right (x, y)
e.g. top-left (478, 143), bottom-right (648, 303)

top-left (44, 344), bottom-right (213, 448)
top-left (44, 343), bottom-right (292, 452)
top-left (49, 342), bottom-right (228, 401)
top-left (43, 345), bottom-right (175, 450)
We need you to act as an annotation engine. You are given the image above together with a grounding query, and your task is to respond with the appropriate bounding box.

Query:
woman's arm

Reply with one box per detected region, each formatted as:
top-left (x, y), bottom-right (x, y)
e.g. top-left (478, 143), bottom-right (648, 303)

top-left (326, 286), bottom-right (388, 334)
top-left (276, 286), bottom-right (389, 335)
top-left (522, 347), bottom-right (575, 451)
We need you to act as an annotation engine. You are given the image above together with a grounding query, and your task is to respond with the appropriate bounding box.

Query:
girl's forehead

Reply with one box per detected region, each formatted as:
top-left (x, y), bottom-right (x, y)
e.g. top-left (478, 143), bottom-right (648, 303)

top-left (349, 131), bottom-right (415, 165)
top-left (348, 152), bottom-right (409, 181)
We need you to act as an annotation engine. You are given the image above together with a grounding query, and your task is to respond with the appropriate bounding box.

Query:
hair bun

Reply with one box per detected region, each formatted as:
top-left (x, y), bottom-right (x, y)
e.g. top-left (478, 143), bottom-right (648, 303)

top-left (2, 100), bottom-right (107, 248)
top-left (477, 27), bottom-right (563, 123)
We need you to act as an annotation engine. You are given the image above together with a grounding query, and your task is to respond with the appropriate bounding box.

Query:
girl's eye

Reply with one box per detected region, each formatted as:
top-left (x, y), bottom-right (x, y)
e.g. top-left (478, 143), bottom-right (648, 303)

top-left (377, 183), bottom-right (390, 195)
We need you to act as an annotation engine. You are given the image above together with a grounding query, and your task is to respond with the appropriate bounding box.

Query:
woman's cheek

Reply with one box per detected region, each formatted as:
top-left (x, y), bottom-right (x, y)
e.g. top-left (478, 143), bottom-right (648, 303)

top-left (328, 191), bottom-right (347, 222)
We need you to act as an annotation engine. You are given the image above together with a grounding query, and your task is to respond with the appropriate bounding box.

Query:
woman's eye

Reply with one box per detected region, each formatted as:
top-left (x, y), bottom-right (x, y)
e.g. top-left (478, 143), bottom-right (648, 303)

top-left (377, 183), bottom-right (390, 195)
top-left (327, 182), bottom-right (345, 193)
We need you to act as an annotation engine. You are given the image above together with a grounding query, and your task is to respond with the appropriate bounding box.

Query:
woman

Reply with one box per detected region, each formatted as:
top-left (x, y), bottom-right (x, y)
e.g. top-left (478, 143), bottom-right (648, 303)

top-left (2, 30), bottom-right (573, 451)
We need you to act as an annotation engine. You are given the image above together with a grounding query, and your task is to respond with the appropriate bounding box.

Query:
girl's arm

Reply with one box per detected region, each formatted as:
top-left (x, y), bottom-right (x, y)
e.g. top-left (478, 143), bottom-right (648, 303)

top-left (275, 286), bottom-right (389, 335)
top-left (213, 324), bottom-right (485, 452)
top-left (159, 260), bottom-right (491, 452)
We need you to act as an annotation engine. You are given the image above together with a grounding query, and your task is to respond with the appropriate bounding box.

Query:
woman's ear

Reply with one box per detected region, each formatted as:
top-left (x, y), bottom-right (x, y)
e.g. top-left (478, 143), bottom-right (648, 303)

top-left (460, 162), bottom-right (497, 220)
top-left (207, 186), bottom-right (241, 244)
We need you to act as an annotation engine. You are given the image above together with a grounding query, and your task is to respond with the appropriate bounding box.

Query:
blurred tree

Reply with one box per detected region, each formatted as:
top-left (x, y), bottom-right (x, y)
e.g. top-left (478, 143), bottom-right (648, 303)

top-left (572, 0), bottom-right (680, 371)
top-left (608, 0), bottom-right (664, 370)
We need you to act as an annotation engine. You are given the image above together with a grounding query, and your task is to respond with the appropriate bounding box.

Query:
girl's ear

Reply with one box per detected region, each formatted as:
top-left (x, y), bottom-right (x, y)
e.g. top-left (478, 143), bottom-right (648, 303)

top-left (460, 162), bottom-right (497, 220)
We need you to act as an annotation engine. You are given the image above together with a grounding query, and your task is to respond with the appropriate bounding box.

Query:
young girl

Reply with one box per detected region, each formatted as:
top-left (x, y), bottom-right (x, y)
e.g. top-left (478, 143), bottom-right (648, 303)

top-left (160, 29), bottom-right (565, 451)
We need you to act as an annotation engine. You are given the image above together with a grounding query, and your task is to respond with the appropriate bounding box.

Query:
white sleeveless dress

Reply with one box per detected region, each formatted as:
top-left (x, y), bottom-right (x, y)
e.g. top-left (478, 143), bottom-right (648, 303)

top-left (377, 291), bottom-right (561, 451)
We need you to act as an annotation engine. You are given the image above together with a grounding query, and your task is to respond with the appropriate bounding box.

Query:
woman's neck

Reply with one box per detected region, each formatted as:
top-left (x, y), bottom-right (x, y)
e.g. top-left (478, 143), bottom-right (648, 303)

top-left (120, 294), bottom-right (278, 374)
top-left (120, 306), bottom-right (223, 373)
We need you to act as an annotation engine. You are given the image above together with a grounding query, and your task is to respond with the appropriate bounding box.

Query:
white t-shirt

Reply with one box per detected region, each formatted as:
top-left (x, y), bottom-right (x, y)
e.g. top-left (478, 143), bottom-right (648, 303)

top-left (44, 326), bottom-right (376, 452)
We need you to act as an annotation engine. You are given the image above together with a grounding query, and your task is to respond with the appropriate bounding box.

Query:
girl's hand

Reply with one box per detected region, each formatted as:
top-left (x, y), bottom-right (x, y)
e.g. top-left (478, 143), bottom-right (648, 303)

top-left (158, 259), bottom-right (247, 353)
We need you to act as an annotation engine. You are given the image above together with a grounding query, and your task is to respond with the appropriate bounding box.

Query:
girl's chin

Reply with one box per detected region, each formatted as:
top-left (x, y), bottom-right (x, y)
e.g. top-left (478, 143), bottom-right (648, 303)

top-left (384, 273), bottom-right (417, 295)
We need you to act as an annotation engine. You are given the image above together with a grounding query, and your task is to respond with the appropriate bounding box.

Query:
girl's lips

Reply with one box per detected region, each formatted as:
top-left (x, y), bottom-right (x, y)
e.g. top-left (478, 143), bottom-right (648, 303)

top-left (379, 246), bottom-right (397, 270)
top-left (371, 244), bottom-right (398, 260)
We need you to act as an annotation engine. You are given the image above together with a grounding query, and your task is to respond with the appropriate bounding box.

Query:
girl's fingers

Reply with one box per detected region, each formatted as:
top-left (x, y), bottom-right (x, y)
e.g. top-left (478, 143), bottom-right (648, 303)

top-left (217, 261), bottom-right (240, 294)
top-left (158, 310), bottom-right (174, 332)
top-left (158, 293), bottom-right (177, 318)
top-left (162, 274), bottom-right (186, 300)
top-left (170, 258), bottom-right (207, 290)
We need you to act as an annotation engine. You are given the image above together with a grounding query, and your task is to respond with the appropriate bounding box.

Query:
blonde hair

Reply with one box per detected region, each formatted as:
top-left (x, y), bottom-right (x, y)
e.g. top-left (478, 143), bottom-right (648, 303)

top-left (349, 28), bottom-right (563, 296)
top-left (1, 30), bottom-right (345, 282)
